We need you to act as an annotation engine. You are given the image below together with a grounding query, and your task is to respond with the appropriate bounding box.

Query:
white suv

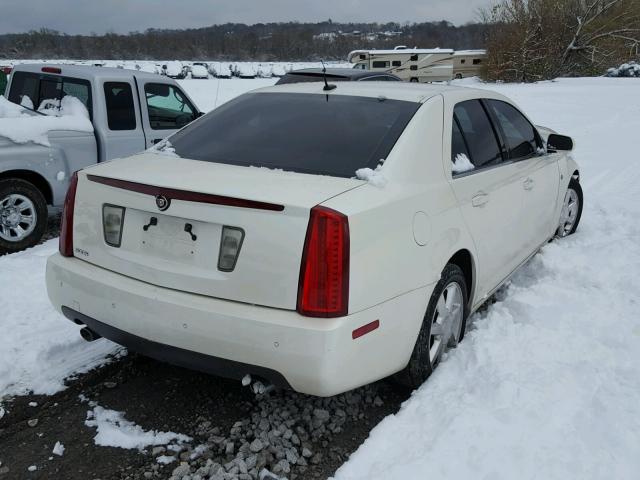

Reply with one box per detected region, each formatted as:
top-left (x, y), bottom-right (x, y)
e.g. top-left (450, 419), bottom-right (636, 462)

top-left (46, 82), bottom-right (581, 396)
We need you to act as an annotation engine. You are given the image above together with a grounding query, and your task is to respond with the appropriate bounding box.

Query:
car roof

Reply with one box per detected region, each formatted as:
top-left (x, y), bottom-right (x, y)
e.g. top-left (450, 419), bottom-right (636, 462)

top-left (285, 68), bottom-right (398, 79)
top-left (253, 81), bottom-right (490, 104)
top-left (12, 63), bottom-right (164, 81)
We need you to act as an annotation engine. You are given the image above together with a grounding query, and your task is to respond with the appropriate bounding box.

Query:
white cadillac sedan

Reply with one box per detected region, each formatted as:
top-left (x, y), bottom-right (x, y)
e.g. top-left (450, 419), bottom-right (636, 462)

top-left (46, 82), bottom-right (582, 396)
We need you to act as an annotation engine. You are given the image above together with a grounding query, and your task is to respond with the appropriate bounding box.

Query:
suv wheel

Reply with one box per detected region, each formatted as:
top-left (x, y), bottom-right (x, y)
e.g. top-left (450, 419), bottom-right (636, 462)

top-left (0, 179), bottom-right (48, 255)
top-left (395, 263), bottom-right (469, 389)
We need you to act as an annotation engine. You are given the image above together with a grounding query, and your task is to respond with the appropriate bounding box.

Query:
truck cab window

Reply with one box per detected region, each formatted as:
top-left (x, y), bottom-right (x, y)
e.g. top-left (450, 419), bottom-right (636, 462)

top-left (8, 71), bottom-right (92, 118)
top-left (104, 82), bottom-right (137, 131)
top-left (144, 83), bottom-right (197, 130)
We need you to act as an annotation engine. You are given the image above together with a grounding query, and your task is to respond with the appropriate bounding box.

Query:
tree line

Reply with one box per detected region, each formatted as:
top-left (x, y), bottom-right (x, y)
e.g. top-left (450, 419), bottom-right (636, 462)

top-left (482, 0), bottom-right (640, 81)
top-left (0, 21), bottom-right (486, 62)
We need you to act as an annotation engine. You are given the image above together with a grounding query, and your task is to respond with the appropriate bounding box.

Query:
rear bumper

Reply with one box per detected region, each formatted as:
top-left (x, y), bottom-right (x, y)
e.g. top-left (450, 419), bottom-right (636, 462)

top-left (46, 254), bottom-right (431, 396)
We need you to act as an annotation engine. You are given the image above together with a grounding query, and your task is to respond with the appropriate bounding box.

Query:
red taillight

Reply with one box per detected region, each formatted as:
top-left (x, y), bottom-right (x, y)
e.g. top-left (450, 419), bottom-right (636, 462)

top-left (59, 172), bottom-right (78, 257)
top-left (41, 67), bottom-right (61, 74)
top-left (297, 206), bottom-right (349, 318)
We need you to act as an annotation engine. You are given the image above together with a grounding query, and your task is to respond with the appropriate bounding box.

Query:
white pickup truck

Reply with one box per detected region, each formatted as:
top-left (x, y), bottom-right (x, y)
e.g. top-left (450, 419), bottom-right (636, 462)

top-left (0, 64), bottom-right (201, 254)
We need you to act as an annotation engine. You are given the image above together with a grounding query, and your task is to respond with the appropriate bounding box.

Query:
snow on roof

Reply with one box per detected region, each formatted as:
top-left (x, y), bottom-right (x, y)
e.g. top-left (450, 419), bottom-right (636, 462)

top-left (453, 50), bottom-right (487, 56)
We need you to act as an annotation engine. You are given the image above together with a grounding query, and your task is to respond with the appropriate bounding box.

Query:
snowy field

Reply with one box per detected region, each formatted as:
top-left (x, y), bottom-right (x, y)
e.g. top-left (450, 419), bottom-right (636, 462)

top-left (1, 76), bottom-right (639, 478)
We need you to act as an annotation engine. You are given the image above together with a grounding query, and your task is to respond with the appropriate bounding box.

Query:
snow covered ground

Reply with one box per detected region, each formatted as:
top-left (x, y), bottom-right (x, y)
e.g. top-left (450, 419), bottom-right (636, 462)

top-left (333, 78), bottom-right (640, 479)
top-left (1, 75), bottom-right (639, 478)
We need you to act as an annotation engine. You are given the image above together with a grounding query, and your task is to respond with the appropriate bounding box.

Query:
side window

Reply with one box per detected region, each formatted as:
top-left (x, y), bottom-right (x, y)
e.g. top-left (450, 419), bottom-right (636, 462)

top-left (371, 61), bottom-right (390, 69)
top-left (62, 79), bottom-right (91, 115)
top-left (453, 100), bottom-right (502, 170)
top-left (410, 54), bottom-right (418, 61)
top-left (473, 59), bottom-right (482, 65)
top-left (410, 65), bottom-right (418, 71)
top-left (391, 60), bottom-right (402, 67)
top-left (104, 82), bottom-right (136, 131)
top-left (144, 83), bottom-right (197, 130)
top-left (451, 119), bottom-right (474, 175)
top-left (487, 100), bottom-right (540, 160)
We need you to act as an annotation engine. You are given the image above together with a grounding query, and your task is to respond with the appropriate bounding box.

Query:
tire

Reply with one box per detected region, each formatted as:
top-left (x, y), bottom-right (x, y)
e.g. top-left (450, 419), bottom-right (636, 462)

top-left (556, 178), bottom-right (583, 238)
top-left (455, 73), bottom-right (463, 79)
top-left (395, 263), bottom-right (469, 389)
top-left (410, 77), bottom-right (419, 83)
top-left (0, 178), bottom-right (48, 255)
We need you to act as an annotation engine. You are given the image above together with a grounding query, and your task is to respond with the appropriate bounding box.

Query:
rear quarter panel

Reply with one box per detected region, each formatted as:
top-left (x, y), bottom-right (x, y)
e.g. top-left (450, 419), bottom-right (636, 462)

top-left (323, 95), bottom-right (478, 315)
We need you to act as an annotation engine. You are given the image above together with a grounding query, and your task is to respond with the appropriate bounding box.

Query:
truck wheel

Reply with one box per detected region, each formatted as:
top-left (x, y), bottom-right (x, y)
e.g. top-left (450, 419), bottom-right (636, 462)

top-left (0, 179), bottom-right (48, 255)
top-left (394, 263), bottom-right (469, 389)
top-left (410, 77), bottom-right (419, 83)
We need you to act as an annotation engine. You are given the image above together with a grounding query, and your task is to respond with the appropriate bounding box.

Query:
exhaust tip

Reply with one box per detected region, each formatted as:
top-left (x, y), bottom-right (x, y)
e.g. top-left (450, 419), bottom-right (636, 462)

top-left (80, 327), bottom-right (101, 342)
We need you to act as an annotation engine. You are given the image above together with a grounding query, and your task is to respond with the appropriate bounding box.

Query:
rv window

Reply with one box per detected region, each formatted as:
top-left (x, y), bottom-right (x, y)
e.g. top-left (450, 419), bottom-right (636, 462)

top-left (461, 59), bottom-right (466, 64)
top-left (359, 54), bottom-right (366, 60)
top-left (410, 54), bottom-right (418, 61)
top-left (473, 59), bottom-right (482, 65)
top-left (372, 61), bottom-right (390, 69)
top-left (410, 65), bottom-right (418, 71)
top-left (392, 61), bottom-right (401, 67)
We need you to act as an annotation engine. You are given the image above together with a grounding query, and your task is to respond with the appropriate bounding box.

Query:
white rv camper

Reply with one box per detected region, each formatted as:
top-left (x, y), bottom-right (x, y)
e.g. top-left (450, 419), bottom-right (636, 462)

top-left (452, 50), bottom-right (487, 78)
top-left (348, 48), bottom-right (455, 82)
top-left (348, 47), bottom-right (488, 82)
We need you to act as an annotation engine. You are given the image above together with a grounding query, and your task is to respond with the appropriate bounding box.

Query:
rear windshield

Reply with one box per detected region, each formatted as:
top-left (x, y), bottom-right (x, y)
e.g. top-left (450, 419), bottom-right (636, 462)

top-left (168, 92), bottom-right (419, 178)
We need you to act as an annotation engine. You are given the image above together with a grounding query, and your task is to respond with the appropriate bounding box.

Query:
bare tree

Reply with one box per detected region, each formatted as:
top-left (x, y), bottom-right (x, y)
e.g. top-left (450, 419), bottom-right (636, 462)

top-left (482, 0), bottom-right (640, 81)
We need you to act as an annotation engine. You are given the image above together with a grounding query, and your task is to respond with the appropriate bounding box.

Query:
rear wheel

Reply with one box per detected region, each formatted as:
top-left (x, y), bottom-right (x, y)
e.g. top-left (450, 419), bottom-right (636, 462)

top-left (410, 77), bottom-right (419, 83)
top-left (0, 179), bottom-right (48, 255)
top-left (556, 178), bottom-right (583, 237)
top-left (395, 263), bottom-right (469, 388)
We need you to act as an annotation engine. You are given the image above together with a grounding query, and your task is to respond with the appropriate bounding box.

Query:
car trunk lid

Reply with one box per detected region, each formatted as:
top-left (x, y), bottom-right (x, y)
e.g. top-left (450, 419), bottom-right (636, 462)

top-left (73, 153), bottom-right (362, 310)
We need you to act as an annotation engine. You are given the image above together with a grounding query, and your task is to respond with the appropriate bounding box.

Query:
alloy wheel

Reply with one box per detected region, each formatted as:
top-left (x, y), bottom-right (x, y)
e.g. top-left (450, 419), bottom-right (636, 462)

top-left (429, 282), bottom-right (464, 366)
top-left (0, 194), bottom-right (38, 242)
top-left (557, 188), bottom-right (579, 237)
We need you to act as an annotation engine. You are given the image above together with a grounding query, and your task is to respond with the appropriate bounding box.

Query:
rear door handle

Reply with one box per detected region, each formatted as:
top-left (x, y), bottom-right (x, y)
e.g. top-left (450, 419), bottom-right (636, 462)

top-left (472, 192), bottom-right (489, 207)
top-left (523, 177), bottom-right (534, 190)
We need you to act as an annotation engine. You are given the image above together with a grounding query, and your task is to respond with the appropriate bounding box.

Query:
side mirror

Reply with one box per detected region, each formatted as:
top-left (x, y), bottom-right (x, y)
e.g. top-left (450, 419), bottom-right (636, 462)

top-left (547, 134), bottom-right (573, 152)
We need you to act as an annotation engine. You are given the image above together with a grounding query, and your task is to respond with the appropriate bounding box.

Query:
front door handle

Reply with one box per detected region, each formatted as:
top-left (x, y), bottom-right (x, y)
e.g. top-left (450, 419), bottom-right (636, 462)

top-left (472, 192), bottom-right (489, 207)
top-left (523, 177), bottom-right (535, 190)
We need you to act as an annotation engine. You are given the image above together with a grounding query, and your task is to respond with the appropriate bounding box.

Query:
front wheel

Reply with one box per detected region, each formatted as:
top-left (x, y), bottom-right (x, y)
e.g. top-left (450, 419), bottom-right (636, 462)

top-left (0, 179), bottom-right (48, 255)
top-left (556, 178), bottom-right (583, 237)
top-left (395, 263), bottom-right (469, 388)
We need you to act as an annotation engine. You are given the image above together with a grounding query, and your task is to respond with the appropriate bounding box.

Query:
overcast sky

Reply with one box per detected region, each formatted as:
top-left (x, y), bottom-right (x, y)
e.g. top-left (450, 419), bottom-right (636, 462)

top-left (0, 0), bottom-right (491, 35)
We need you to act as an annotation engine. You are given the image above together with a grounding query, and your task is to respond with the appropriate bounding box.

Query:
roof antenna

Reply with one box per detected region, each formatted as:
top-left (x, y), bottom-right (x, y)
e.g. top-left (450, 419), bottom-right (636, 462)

top-left (321, 60), bottom-right (336, 91)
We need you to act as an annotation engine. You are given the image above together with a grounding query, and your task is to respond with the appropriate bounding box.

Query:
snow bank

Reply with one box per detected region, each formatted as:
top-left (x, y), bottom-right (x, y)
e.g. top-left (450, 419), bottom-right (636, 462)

top-left (0, 96), bottom-right (93, 146)
top-left (0, 240), bottom-right (119, 397)
top-left (85, 405), bottom-right (191, 450)
top-left (334, 77), bottom-right (640, 480)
